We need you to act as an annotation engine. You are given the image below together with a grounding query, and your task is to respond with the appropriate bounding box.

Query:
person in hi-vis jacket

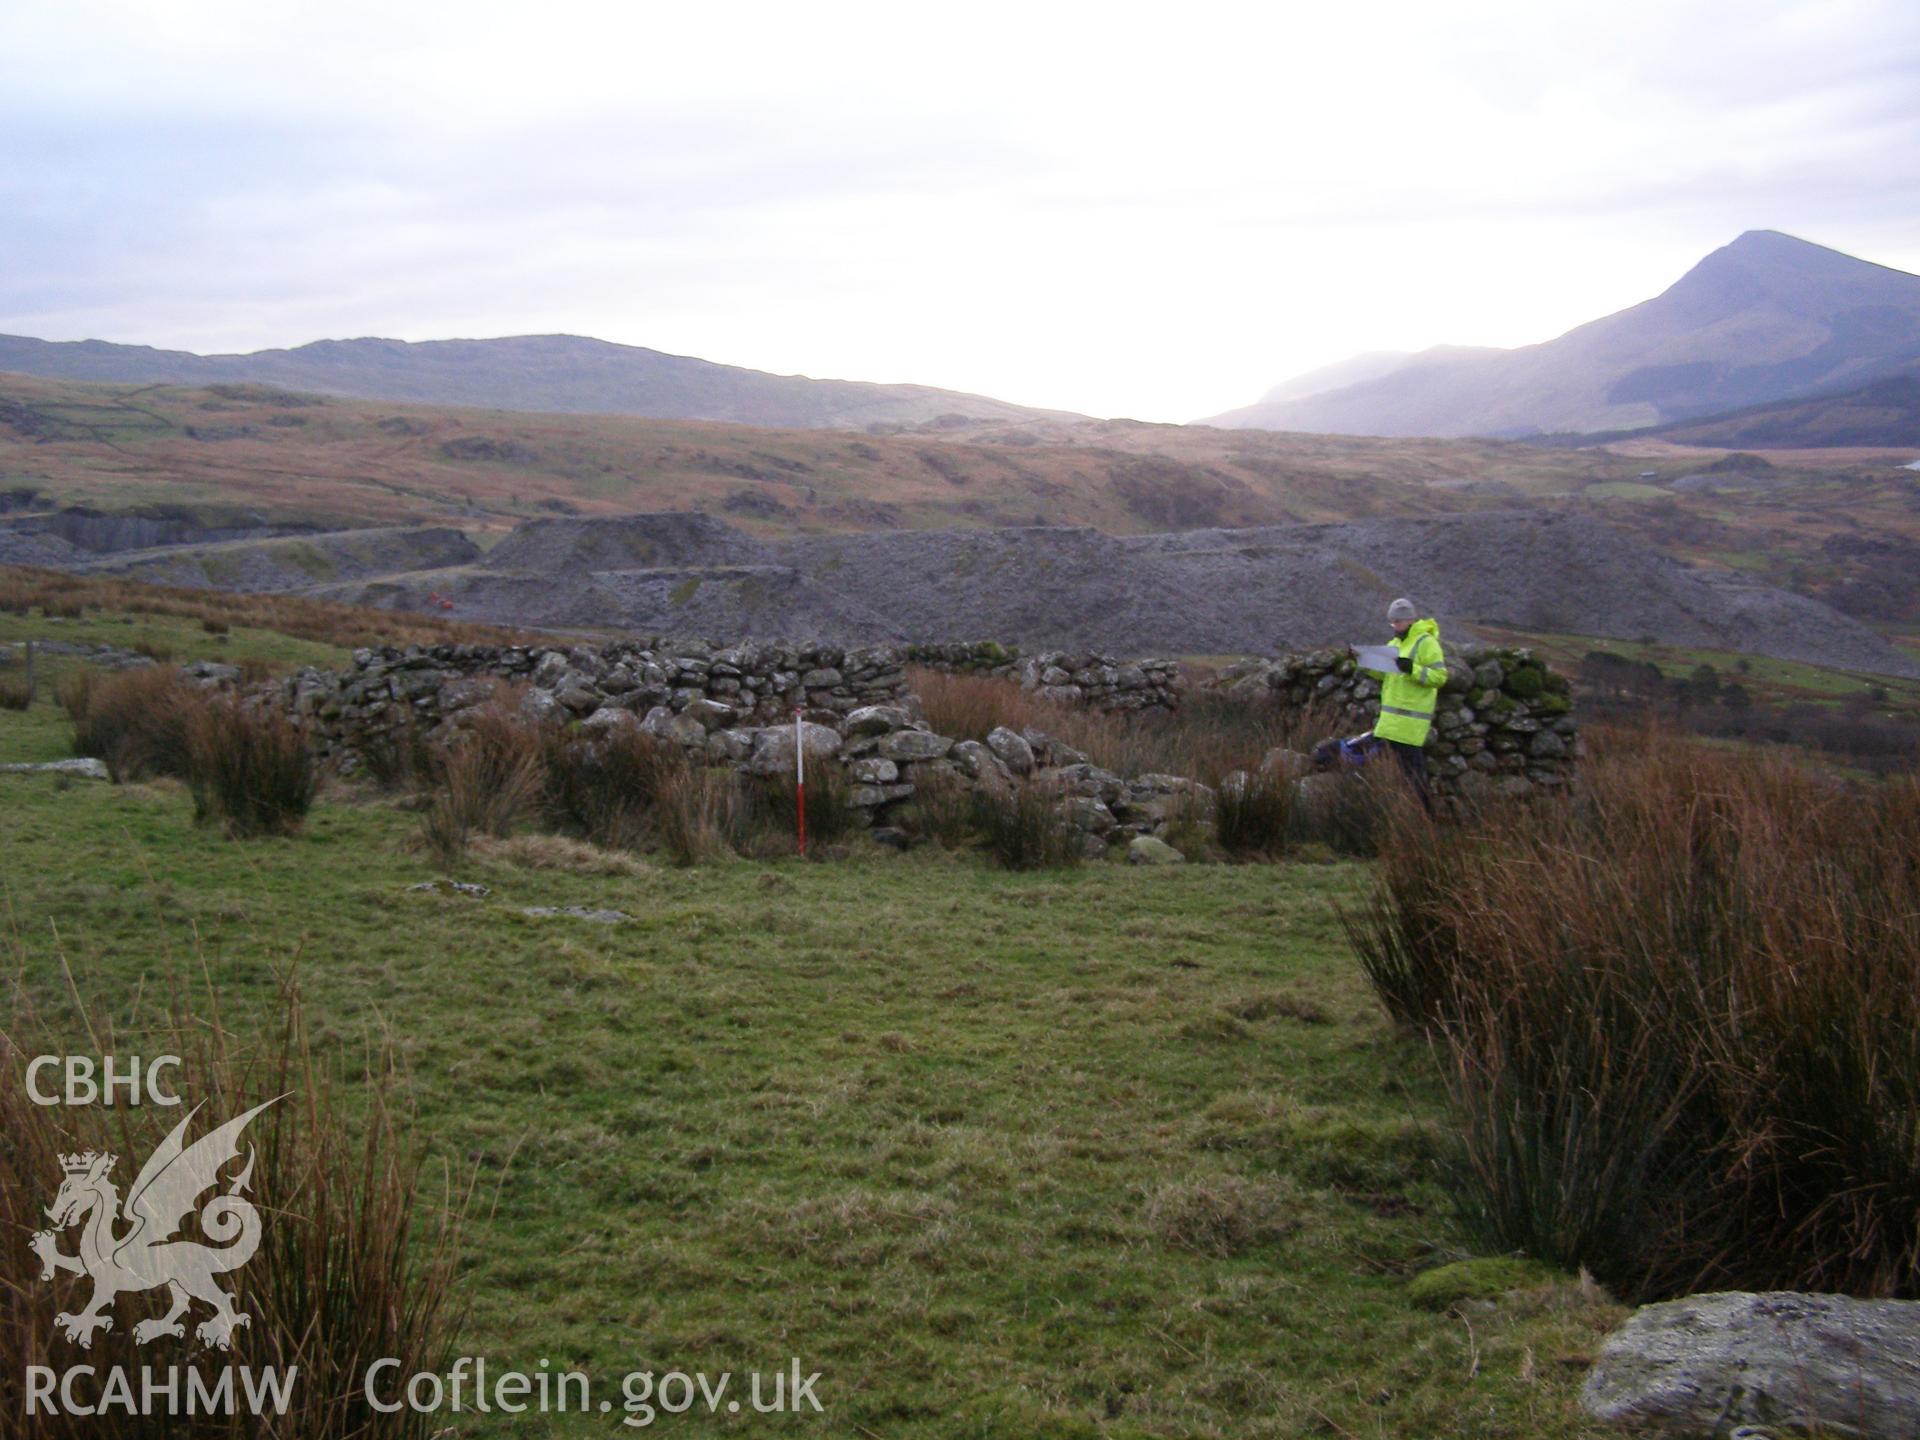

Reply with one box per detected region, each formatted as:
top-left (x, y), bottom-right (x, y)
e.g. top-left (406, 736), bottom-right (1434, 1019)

top-left (1356, 597), bottom-right (1445, 812)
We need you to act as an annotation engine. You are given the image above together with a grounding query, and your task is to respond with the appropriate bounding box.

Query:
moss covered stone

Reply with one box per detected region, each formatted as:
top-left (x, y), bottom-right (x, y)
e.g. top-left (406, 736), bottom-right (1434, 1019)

top-left (1407, 1256), bottom-right (1566, 1311)
top-left (1503, 665), bottom-right (1545, 700)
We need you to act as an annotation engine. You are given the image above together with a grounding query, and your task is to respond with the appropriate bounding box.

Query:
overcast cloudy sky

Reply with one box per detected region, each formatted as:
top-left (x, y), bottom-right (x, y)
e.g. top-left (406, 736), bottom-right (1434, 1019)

top-left (2, 0), bottom-right (1916, 421)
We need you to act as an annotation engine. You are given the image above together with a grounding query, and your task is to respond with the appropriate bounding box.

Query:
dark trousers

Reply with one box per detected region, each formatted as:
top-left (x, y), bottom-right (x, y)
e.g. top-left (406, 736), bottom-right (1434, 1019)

top-left (1385, 739), bottom-right (1433, 814)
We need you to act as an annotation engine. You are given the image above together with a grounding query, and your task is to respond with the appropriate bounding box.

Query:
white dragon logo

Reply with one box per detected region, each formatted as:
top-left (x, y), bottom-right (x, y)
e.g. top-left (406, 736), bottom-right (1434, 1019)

top-left (28, 1098), bottom-right (280, 1350)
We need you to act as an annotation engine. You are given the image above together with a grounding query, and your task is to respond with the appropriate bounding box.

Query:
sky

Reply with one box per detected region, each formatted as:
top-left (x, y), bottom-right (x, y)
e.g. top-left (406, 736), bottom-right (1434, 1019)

top-left (2, 1), bottom-right (1918, 423)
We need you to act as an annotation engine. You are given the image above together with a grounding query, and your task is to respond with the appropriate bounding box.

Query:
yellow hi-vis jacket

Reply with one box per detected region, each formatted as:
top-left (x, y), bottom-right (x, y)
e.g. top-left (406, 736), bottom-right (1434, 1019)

top-left (1373, 617), bottom-right (1447, 746)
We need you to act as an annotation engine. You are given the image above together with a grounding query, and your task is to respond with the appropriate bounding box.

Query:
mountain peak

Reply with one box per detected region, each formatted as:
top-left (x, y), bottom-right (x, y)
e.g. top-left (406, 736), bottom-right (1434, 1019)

top-left (1726, 228), bottom-right (1811, 250)
top-left (1202, 231), bottom-right (1920, 437)
top-left (1653, 230), bottom-right (1920, 339)
top-left (1681, 228), bottom-right (1917, 291)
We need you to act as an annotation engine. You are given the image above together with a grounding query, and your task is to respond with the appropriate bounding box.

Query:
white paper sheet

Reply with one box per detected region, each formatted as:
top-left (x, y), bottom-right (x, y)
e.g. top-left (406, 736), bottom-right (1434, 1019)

top-left (1353, 644), bottom-right (1402, 674)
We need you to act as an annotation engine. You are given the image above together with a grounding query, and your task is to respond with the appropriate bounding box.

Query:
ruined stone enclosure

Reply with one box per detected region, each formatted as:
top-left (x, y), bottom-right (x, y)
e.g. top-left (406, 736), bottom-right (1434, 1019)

top-left (263, 635), bottom-right (1576, 844)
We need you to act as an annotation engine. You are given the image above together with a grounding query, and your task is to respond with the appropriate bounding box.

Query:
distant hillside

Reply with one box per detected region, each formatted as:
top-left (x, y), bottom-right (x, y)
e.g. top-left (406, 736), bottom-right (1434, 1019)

top-left (9, 371), bottom-right (1919, 671)
top-left (1204, 231), bottom-right (1920, 438)
top-left (59, 507), bottom-right (1915, 678)
top-left (0, 371), bottom-right (1641, 540)
top-left (1236, 350), bottom-right (1425, 406)
top-left (1605, 374), bottom-right (1920, 450)
top-left (0, 332), bottom-right (1077, 431)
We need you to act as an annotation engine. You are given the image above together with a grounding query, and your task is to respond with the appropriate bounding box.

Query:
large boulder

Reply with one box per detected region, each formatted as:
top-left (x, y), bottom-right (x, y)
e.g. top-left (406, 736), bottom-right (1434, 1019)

top-left (1260, 747), bottom-right (1311, 781)
top-left (877, 729), bottom-right (953, 763)
top-left (848, 781), bottom-right (914, 807)
top-left (519, 688), bottom-right (562, 725)
top-left (706, 727), bottom-right (755, 763)
top-left (748, 721), bottom-right (843, 776)
top-left (1051, 762), bottom-right (1126, 804)
top-left (180, 659), bottom-right (243, 688)
top-left (680, 696), bottom-right (739, 732)
top-left (553, 675), bottom-right (603, 715)
top-left (580, 706), bottom-right (640, 740)
top-left (985, 725), bottom-right (1036, 776)
top-left (663, 713), bottom-right (708, 747)
top-left (948, 738), bottom-right (1011, 782)
top-left (845, 703), bottom-right (913, 737)
top-left (1064, 797), bottom-right (1116, 833)
top-left (1581, 1291), bottom-right (1920, 1438)
top-left (1131, 773), bottom-right (1216, 814)
top-left (1127, 835), bottom-right (1185, 865)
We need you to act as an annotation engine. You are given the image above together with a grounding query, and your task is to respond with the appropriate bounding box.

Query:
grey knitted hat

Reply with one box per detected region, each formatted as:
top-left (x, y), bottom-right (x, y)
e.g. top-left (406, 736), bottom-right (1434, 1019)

top-left (1386, 597), bottom-right (1417, 622)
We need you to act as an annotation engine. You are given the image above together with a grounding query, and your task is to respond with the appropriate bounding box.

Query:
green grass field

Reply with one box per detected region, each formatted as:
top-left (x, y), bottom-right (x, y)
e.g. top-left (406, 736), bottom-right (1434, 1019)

top-left (0, 617), bottom-right (1625, 1438)
top-left (1576, 481), bottom-right (1668, 501)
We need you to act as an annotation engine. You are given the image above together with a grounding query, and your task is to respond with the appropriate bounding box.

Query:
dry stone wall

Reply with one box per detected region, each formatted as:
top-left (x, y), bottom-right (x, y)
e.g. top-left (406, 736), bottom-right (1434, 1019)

top-left (257, 635), bottom-right (1573, 849)
top-left (1210, 644), bottom-right (1578, 795)
top-left (270, 636), bottom-right (1205, 854)
top-left (283, 638), bottom-right (914, 765)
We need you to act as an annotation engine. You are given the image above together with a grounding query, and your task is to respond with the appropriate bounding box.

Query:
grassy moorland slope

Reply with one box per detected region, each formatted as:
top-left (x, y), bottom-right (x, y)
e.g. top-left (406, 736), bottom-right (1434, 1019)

top-left (1535, 374), bottom-right (1920, 451)
top-left (0, 602), bottom-right (1627, 1439)
top-left (0, 372), bottom-right (1644, 539)
top-left (7, 370), bottom-right (1919, 664)
top-left (1556, 457), bottom-right (1920, 651)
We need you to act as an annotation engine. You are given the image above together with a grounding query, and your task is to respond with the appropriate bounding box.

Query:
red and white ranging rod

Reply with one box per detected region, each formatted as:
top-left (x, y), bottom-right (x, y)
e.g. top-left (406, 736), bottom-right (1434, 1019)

top-left (794, 707), bottom-right (807, 857)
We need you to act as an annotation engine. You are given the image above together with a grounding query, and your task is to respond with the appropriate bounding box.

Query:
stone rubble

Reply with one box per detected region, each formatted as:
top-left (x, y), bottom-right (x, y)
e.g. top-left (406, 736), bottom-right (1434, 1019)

top-left (519, 905), bottom-right (633, 924)
top-left (0, 758), bottom-right (112, 780)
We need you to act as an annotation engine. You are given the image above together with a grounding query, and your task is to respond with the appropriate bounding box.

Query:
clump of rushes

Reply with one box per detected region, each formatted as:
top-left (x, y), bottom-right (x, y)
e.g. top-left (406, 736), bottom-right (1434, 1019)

top-left (417, 734), bottom-right (542, 870)
top-left (1214, 764), bottom-right (1294, 856)
top-left (537, 722), bottom-right (687, 851)
top-left (0, 981), bottom-right (468, 1440)
top-left (1288, 762), bottom-right (1409, 858)
top-left (61, 665), bottom-right (203, 782)
top-left (971, 777), bottom-right (1084, 870)
top-left (354, 715), bottom-right (437, 792)
top-left (186, 698), bottom-right (318, 837)
top-left (1345, 727), bottom-right (1920, 1301)
top-left (655, 764), bottom-right (777, 864)
top-left (755, 763), bottom-right (856, 850)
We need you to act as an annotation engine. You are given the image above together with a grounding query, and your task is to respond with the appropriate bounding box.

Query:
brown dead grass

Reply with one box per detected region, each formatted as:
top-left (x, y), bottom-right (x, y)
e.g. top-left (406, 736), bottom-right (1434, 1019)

top-left (471, 832), bottom-right (652, 877)
top-left (1144, 1175), bottom-right (1301, 1257)
top-left (906, 664), bottom-right (1337, 785)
